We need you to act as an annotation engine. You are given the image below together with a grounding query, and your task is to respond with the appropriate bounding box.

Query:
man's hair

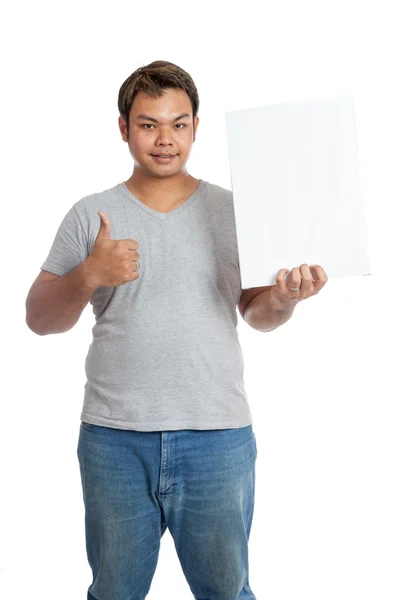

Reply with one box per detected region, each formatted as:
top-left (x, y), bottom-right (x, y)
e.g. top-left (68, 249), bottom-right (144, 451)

top-left (118, 60), bottom-right (199, 136)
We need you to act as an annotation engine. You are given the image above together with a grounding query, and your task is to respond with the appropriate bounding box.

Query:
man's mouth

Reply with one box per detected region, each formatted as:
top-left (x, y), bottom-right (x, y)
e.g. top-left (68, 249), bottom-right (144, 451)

top-left (150, 154), bottom-right (177, 163)
top-left (151, 154), bottom-right (176, 158)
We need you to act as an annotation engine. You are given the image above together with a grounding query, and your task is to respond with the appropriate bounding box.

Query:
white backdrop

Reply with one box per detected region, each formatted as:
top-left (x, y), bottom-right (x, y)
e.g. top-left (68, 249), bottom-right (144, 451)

top-left (2, 1), bottom-right (399, 599)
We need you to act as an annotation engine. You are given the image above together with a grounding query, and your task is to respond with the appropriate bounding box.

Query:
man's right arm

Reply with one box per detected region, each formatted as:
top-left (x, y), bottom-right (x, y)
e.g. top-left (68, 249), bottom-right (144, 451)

top-left (25, 258), bottom-right (99, 336)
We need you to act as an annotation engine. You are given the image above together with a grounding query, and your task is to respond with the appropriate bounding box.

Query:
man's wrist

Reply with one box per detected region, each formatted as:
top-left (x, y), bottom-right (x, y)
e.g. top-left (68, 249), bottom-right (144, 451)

top-left (82, 257), bottom-right (101, 292)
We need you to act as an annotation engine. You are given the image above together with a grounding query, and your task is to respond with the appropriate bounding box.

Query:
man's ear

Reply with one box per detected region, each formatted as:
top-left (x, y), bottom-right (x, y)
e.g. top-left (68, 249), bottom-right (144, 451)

top-left (119, 115), bottom-right (128, 142)
top-left (193, 115), bottom-right (199, 142)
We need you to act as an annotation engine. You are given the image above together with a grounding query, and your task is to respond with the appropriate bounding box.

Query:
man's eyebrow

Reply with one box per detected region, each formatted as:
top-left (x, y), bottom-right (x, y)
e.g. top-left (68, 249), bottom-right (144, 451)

top-left (136, 113), bottom-right (191, 123)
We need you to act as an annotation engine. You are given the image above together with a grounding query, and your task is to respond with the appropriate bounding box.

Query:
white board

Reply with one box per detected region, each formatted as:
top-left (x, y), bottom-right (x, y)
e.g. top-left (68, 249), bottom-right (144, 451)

top-left (225, 95), bottom-right (371, 288)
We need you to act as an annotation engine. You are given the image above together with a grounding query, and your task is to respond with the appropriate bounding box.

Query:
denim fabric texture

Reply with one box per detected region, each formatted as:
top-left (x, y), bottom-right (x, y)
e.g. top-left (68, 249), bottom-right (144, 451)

top-left (77, 422), bottom-right (258, 600)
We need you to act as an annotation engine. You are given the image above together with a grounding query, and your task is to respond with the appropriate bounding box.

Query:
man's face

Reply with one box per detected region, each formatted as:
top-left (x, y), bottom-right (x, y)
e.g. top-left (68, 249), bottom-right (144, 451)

top-left (119, 88), bottom-right (199, 178)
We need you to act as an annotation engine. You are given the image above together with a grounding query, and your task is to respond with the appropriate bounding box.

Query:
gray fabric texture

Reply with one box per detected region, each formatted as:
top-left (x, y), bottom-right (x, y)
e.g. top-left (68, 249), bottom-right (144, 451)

top-left (40, 179), bottom-right (253, 431)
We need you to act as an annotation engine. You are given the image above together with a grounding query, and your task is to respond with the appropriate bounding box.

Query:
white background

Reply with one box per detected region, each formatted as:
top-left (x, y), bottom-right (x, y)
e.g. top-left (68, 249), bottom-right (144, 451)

top-left (2, 1), bottom-right (399, 599)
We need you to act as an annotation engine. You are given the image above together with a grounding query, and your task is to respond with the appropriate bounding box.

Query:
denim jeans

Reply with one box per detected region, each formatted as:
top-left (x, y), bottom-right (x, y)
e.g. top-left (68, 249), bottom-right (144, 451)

top-left (77, 422), bottom-right (258, 600)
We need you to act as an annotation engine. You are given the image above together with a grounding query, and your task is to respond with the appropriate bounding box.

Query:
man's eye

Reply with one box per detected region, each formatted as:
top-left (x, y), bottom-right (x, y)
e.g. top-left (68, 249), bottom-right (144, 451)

top-left (141, 124), bottom-right (186, 129)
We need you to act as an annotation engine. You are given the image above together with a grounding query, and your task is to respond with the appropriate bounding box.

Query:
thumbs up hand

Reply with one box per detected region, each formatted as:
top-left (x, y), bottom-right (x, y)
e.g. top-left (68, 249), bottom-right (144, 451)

top-left (85, 211), bottom-right (141, 289)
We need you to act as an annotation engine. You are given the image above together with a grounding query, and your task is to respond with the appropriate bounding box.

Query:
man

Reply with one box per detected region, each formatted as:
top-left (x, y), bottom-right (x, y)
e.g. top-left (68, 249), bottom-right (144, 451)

top-left (25, 60), bottom-right (327, 600)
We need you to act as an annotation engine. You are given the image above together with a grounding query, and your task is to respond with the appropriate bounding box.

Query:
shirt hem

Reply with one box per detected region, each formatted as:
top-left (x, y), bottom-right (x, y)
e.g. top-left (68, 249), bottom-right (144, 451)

top-left (80, 414), bottom-right (252, 431)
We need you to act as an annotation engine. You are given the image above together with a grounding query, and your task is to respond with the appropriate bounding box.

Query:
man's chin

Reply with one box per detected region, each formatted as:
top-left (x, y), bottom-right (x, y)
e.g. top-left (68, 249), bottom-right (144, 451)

top-left (148, 159), bottom-right (185, 175)
top-left (133, 157), bottom-right (187, 178)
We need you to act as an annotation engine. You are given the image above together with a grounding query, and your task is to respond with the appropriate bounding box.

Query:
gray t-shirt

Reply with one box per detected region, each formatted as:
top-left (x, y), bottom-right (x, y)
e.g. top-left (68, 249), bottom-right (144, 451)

top-left (40, 178), bottom-right (253, 431)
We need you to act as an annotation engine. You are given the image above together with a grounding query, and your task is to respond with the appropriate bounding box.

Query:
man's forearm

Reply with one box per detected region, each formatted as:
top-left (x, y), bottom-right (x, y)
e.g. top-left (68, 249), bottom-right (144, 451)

top-left (244, 288), bottom-right (297, 332)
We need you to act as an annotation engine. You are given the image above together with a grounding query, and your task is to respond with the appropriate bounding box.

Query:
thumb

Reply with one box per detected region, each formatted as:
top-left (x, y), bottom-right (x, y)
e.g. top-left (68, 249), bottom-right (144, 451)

top-left (95, 210), bottom-right (111, 241)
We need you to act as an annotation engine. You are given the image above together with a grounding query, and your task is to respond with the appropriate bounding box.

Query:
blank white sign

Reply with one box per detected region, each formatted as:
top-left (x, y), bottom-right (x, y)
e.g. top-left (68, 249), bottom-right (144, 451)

top-left (225, 95), bottom-right (371, 289)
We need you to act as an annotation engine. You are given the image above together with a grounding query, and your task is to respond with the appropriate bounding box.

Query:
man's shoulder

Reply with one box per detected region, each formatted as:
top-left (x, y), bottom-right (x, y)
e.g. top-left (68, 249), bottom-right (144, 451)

top-left (202, 180), bottom-right (233, 207)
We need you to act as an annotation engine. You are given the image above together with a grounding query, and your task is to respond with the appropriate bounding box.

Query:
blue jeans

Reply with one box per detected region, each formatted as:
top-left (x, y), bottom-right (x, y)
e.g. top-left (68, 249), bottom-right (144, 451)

top-left (77, 422), bottom-right (258, 600)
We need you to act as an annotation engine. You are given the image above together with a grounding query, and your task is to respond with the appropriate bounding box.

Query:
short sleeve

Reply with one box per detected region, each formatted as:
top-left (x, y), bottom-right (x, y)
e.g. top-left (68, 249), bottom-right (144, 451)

top-left (40, 204), bottom-right (89, 276)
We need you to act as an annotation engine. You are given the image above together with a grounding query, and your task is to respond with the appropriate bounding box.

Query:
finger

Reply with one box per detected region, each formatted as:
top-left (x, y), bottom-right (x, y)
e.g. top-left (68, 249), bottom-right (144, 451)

top-left (299, 264), bottom-right (314, 294)
top-left (309, 265), bottom-right (328, 290)
top-left (275, 268), bottom-right (290, 294)
top-left (286, 266), bottom-right (302, 290)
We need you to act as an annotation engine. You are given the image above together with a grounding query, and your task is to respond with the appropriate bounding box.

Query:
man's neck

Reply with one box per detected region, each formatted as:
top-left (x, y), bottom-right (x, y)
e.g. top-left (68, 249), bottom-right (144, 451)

top-left (127, 170), bottom-right (193, 195)
top-left (124, 172), bottom-right (200, 212)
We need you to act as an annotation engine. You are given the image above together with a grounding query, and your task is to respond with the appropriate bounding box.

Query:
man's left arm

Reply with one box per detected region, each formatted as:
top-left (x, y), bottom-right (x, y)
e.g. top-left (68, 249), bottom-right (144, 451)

top-left (241, 264), bottom-right (328, 333)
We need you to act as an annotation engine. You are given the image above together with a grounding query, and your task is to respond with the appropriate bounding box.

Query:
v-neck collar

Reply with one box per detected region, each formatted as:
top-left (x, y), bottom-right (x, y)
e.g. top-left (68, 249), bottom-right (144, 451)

top-left (118, 179), bottom-right (206, 219)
